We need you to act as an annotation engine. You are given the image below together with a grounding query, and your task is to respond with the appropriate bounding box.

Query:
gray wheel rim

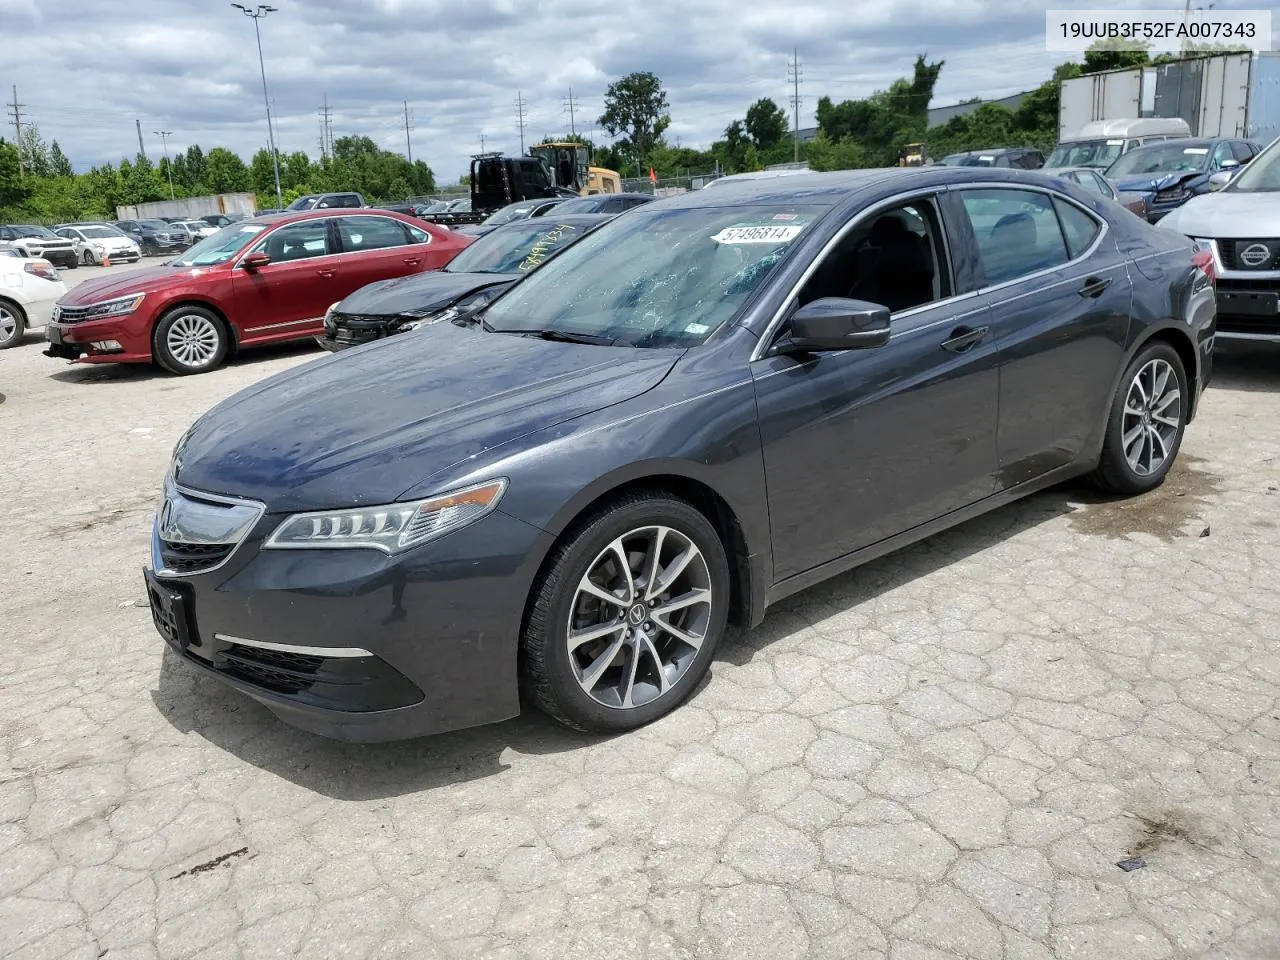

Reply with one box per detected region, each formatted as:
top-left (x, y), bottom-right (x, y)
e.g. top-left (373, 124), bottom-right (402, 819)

top-left (0, 306), bottom-right (17, 343)
top-left (1122, 358), bottom-right (1181, 477)
top-left (166, 314), bottom-right (220, 369)
top-left (82, 250), bottom-right (94, 265)
top-left (567, 524), bottom-right (713, 710)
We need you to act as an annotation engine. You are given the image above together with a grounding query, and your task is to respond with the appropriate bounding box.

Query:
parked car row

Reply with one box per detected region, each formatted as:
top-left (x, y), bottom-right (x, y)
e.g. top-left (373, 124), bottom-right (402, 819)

top-left (112, 161), bottom-right (1223, 743)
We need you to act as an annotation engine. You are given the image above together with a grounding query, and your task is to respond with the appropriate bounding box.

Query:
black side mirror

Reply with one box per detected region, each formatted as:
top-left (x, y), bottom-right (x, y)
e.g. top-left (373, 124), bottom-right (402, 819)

top-left (778, 298), bottom-right (892, 353)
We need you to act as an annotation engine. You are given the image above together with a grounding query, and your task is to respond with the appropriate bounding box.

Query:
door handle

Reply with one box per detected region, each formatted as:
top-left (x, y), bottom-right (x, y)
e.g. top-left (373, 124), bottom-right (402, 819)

top-left (1078, 276), bottom-right (1112, 298)
top-left (316, 268), bottom-right (336, 278)
top-left (403, 257), bottom-right (422, 266)
top-left (940, 325), bottom-right (989, 354)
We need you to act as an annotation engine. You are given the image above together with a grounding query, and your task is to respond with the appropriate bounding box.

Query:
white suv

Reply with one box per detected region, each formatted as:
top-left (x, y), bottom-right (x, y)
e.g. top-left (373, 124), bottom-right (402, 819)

top-left (1159, 135), bottom-right (1280, 342)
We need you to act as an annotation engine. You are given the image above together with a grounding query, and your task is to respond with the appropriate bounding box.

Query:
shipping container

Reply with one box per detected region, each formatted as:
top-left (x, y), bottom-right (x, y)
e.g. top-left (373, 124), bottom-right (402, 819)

top-left (1058, 52), bottom-right (1280, 145)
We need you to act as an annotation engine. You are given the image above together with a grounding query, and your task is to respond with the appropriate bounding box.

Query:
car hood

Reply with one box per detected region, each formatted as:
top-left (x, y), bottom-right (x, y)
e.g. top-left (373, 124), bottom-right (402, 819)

top-left (174, 323), bottom-right (680, 511)
top-left (1111, 171), bottom-right (1203, 194)
top-left (1159, 189), bottom-right (1280, 237)
top-left (57, 265), bottom-right (193, 305)
top-left (336, 270), bottom-right (517, 316)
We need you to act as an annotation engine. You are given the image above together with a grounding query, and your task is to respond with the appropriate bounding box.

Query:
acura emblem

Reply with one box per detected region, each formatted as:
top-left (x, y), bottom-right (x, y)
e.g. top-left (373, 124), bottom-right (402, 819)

top-left (158, 497), bottom-right (175, 537)
top-left (1240, 243), bottom-right (1271, 267)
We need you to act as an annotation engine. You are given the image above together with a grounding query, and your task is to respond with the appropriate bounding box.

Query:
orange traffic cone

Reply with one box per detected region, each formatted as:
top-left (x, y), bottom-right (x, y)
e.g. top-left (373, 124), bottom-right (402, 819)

top-left (103, 253), bottom-right (110, 267)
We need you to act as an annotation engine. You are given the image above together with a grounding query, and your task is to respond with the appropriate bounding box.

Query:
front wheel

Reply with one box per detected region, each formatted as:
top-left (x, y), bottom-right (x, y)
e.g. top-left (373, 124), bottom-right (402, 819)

top-left (521, 493), bottom-right (730, 733)
top-left (81, 249), bottom-right (96, 265)
top-left (1091, 341), bottom-right (1188, 495)
top-left (153, 306), bottom-right (229, 375)
top-left (0, 300), bottom-right (27, 349)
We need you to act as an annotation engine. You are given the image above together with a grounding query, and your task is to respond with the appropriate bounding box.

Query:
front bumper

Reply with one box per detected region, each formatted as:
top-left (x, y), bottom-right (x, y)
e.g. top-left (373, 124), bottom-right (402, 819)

top-left (145, 500), bottom-right (555, 741)
top-left (29, 247), bottom-right (78, 267)
top-left (319, 312), bottom-right (408, 351)
top-left (42, 311), bottom-right (155, 363)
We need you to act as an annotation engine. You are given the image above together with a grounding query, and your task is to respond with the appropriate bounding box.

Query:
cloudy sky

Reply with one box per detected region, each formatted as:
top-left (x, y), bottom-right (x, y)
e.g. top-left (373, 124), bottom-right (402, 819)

top-left (1, 0), bottom-right (1272, 184)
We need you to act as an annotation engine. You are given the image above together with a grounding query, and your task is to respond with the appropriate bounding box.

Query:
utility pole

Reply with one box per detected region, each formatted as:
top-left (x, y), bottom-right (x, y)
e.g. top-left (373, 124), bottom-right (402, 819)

top-left (403, 100), bottom-right (414, 164)
top-left (135, 119), bottom-right (146, 158)
top-left (155, 130), bottom-right (176, 199)
top-left (788, 48), bottom-right (804, 164)
top-left (563, 87), bottom-right (580, 136)
top-left (480, 133), bottom-right (487, 153)
top-left (318, 93), bottom-right (333, 160)
top-left (7, 85), bottom-right (23, 175)
top-left (514, 91), bottom-right (528, 155)
top-left (231, 3), bottom-right (283, 210)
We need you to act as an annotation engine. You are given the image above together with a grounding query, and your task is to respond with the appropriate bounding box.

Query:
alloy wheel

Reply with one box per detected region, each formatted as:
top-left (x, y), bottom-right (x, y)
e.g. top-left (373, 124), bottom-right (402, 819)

top-left (82, 250), bottom-right (95, 265)
top-left (566, 525), bottom-right (713, 710)
top-left (1122, 357), bottom-right (1182, 477)
top-left (166, 314), bottom-right (221, 369)
top-left (0, 306), bottom-right (17, 344)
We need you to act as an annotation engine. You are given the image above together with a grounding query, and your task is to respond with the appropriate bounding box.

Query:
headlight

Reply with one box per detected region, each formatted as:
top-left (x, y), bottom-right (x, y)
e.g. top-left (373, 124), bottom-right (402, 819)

top-left (1155, 186), bottom-right (1190, 203)
top-left (263, 479), bottom-right (508, 553)
top-left (92, 244), bottom-right (105, 253)
top-left (80, 293), bottom-right (146, 320)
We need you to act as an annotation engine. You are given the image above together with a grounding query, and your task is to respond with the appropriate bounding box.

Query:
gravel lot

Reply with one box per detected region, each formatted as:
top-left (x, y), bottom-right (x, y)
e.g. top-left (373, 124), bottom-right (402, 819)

top-left (3, 279), bottom-right (1279, 960)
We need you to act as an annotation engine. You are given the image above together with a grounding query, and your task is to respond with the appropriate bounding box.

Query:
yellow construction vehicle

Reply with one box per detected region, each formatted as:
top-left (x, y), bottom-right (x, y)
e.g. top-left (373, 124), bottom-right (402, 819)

top-left (898, 142), bottom-right (927, 166)
top-left (529, 142), bottom-right (622, 195)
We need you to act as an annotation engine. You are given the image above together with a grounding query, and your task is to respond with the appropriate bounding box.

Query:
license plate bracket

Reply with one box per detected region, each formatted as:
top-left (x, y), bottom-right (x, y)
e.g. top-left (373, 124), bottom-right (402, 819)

top-left (1219, 291), bottom-right (1279, 316)
top-left (144, 568), bottom-right (194, 651)
top-left (45, 325), bottom-right (64, 345)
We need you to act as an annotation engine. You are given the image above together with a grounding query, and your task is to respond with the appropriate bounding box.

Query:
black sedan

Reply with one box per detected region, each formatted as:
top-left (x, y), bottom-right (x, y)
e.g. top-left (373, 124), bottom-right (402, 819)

top-left (145, 168), bottom-right (1214, 742)
top-left (318, 214), bottom-right (613, 351)
top-left (454, 197), bottom-right (570, 237)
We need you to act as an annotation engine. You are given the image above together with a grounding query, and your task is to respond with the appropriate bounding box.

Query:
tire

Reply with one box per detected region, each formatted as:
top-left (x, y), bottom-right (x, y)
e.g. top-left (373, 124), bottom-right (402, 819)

top-left (153, 306), bottom-right (229, 375)
top-left (521, 492), bottom-right (730, 733)
top-left (64, 258), bottom-right (78, 270)
top-left (0, 299), bottom-right (26, 349)
top-left (81, 250), bottom-right (96, 265)
top-left (1091, 340), bottom-right (1188, 495)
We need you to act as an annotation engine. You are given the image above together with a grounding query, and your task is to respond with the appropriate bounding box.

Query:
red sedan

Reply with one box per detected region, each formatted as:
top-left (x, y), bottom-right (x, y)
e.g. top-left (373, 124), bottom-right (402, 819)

top-left (43, 209), bottom-right (471, 374)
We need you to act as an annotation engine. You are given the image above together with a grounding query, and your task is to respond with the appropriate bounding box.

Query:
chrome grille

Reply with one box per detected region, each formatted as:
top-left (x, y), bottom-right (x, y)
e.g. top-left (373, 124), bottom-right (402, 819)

top-left (51, 303), bottom-right (105, 324)
top-left (152, 481), bottom-right (265, 577)
top-left (1218, 239), bottom-right (1280, 271)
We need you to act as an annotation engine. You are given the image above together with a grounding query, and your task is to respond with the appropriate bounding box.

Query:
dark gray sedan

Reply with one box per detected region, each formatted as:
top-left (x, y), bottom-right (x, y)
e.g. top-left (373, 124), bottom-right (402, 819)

top-left (146, 167), bottom-right (1215, 742)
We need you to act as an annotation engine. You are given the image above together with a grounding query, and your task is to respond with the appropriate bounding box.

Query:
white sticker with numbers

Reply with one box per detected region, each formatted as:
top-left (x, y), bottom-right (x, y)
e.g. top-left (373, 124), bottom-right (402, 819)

top-left (711, 224), bottom-right (804, 245)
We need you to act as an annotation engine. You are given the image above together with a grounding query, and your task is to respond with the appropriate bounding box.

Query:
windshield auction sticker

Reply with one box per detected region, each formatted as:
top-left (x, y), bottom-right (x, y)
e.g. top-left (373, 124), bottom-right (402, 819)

top-left (1046, 10), bottom-right (1271, 51)
top-left (712, 224), bottom-right (805, 245)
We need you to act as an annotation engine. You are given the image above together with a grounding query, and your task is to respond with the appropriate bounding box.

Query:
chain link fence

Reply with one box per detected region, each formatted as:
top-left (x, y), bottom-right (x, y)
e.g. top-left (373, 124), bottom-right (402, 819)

top-left (620, 172), bottom-right (724, 195)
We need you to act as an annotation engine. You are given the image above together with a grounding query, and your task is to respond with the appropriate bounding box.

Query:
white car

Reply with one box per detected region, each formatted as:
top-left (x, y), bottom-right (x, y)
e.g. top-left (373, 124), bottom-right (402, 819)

top-left (0, 250), bottom-right (69, 349)
top-left (54, 224), bottom-right (142, 265)
top-left (1159, 134), bottom-right (1280, 343)
top-left (171, 219), bottom-right (218, 242)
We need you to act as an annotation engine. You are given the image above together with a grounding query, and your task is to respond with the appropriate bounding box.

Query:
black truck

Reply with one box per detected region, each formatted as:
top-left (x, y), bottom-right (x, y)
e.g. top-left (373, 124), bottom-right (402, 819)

top-left (421, 154), bottom-right (576, 226)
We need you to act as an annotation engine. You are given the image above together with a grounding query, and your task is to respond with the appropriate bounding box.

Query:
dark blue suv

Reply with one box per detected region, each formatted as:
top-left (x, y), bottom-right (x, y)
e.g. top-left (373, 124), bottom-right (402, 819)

top-left (1105, 137), bottom-right (1262, 222)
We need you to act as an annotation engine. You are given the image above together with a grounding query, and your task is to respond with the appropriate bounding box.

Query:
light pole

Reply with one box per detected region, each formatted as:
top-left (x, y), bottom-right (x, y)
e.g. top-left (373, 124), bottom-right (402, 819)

top-left (155, 129), bottom-right (176, 200)
top-left (231, 3), bottom-right (283, 209)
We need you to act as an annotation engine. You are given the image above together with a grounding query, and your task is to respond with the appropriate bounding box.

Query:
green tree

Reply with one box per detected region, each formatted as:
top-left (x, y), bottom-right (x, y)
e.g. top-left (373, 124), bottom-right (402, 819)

top-left (745, 98), bottom-right (789, 149)
top-left (1082, 38), bottom-right (1150, 74)
top-left (599, 71), bottom-right (671, 172)
top-left (19, 125), bottom-right (52, 177)
top-left (712, 119), bottom-right (750, 173)
top-left (49, 140), bottom-right (74, 178)
top-left (204, 147), bottom-right (252, 192)
top-left (250, 147), bottom-right (279, 196)
top-left (0, 139), bottom-right (31, 211)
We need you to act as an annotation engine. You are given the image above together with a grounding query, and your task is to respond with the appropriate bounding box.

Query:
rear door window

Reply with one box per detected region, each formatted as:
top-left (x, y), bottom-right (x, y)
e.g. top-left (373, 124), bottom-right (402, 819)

top-left (336, 216), bottom-right (414, 252)
top-left (958, 189), bottom-right (1071, 286)
top-left (1053, 198), bottom-right (1103, 259)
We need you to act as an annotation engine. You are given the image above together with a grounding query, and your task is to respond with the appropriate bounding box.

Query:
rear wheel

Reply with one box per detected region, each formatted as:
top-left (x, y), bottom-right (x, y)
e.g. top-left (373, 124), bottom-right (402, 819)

top-left (1092, 341), bottom-right (1187, 495)
top-left (153, 306), bottom-right (229, 375)
top-left (0, 300), bottom-right (26, 349)
top-left (521, 493), bottom-right (730, 733)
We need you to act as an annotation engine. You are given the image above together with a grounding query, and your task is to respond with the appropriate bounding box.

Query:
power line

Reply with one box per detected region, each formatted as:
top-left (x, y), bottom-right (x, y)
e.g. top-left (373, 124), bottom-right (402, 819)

top-left (563, 87), bottom-right (580, 136)
top-left (7, 85), bottom-right (24, 175)
top-left (514, 90), bottom-right (528, 154)
top-left (788, 48), bottom-right (804, 163)
top-left (403, 100), bottom-right (414, 164)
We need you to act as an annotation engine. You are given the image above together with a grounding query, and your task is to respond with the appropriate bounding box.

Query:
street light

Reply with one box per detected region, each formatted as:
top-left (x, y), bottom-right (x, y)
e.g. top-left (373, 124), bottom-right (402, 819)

top-left (155, 129), bottom-right (176, 200)
top-left (231, 3), bottom-right (283, 209)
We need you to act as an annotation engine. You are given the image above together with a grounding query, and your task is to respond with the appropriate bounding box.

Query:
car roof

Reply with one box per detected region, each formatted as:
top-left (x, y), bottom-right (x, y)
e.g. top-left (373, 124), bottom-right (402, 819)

top-left (233, 209), bottom-right (419, 228)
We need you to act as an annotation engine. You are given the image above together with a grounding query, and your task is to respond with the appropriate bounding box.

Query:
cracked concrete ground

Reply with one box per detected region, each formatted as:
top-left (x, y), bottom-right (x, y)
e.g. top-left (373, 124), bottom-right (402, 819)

top-left (3, 297), bottom-right (1279, 958)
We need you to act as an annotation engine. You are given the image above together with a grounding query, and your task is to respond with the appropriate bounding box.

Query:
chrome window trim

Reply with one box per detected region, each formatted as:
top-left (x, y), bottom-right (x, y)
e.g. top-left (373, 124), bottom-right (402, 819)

top-left (213, 634), bottom-right (374, 659)
top-left (749, 188), bottom-right (961, 362)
